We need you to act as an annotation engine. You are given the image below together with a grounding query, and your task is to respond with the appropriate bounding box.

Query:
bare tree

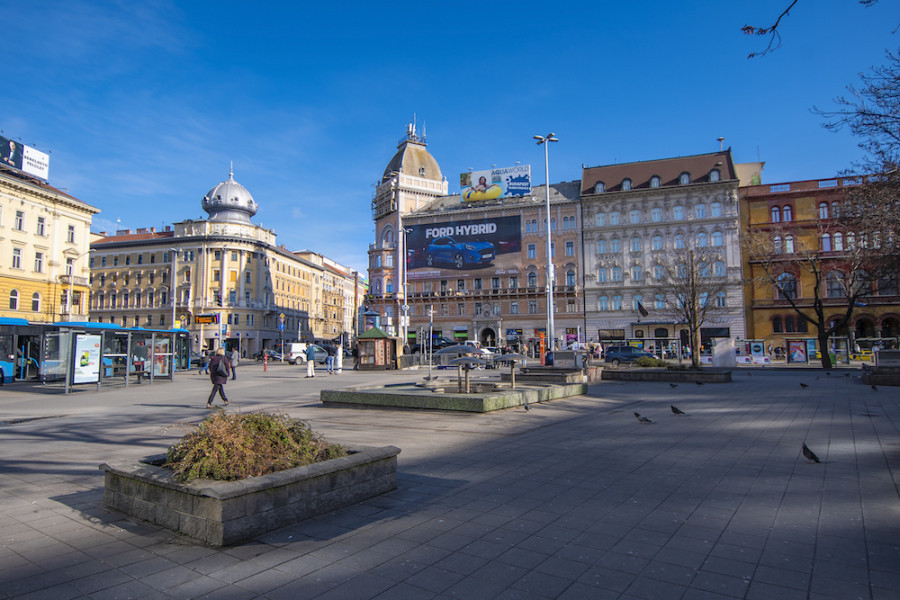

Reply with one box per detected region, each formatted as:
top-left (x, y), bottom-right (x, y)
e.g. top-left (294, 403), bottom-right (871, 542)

top-left (660, 248), bottom-right (732, 369)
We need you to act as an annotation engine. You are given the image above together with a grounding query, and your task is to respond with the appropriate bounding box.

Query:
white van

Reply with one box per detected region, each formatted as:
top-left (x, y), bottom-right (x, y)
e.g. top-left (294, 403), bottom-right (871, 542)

top-left (285, 343), bottom-right (308, 364)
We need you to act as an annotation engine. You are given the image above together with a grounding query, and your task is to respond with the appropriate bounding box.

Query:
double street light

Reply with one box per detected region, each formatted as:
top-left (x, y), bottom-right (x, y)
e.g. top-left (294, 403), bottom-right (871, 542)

top-left (170, 248), bottom-right (179, 329)
top-left (534, 133), bottom-right (558, 351)
top-left (67, 248), bottom-right (94, 320)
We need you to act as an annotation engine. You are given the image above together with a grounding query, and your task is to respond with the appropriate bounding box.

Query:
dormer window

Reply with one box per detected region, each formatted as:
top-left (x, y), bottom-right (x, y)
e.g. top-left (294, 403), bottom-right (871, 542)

top-left (594, 181), bottom-right (606, 194)
top-left (650, 175), bottom-right (660, 188)
top-left (418, 166), bottom-right (426, 176)
top-left (709, 169), bottom-right (720, 182)
top-left (621, 178), bottom-right (632, 191)
top-left (679, 172), bottom-right (691, 185)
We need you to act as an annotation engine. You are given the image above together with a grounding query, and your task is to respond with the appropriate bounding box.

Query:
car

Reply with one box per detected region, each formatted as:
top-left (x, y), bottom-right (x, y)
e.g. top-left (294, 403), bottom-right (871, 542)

top-left (425, 236), bottom-right (494, 269)
top-left (297, 344), bottom-right (328, 364)
top-left (603, 346), bottom-right (655, 366)
top-left (254, 349), bottom-right (281, 362)
top-left (189, 350), bottom-right (204, 367)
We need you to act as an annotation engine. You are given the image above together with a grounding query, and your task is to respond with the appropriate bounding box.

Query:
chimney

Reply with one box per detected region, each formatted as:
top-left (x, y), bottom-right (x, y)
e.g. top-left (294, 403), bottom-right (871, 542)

top-left (150, 227), bottom-right (156, 233)
top-left (164, 226), bottom-right (171, 232)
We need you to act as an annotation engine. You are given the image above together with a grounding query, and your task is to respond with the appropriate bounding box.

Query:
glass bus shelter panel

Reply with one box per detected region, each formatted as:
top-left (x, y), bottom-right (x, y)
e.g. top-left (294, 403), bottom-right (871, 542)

top-left (101, 331), bottom-right (130, 379)
top-left (131, 333), bottom-right (152, 375)
top-left (151, 334), bottom-right (172, 378)
top-left (41, 330), bottom-right (71, 383)
top-left (174, 332), bottom-right (191, 371)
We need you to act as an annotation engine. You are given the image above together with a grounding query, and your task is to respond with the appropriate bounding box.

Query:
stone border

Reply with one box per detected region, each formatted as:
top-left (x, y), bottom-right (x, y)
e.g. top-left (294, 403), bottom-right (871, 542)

top-left (601, 368), bottom-right (732, 384)
top-left (100, 445), bottom-right (400, 546)
top-left (321, 383), bottom-right (587, 412)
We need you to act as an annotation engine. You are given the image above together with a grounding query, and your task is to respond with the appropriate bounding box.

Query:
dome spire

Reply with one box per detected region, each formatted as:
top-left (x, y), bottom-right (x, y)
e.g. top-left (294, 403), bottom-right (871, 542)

top-left (229, 161), bottom-right (234, 180)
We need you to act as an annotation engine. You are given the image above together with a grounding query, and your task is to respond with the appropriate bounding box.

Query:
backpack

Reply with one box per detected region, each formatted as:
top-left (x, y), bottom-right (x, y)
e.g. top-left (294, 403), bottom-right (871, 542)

top-left (216, 358), bottom-right (228, 377)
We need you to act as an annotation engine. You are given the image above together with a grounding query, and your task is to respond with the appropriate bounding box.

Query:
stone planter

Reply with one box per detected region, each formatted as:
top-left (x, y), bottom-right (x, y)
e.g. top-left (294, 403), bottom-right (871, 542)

top-left (601, 368), bottom-right (732, 384)
top-left (100, 444), bottom-right (400, 546)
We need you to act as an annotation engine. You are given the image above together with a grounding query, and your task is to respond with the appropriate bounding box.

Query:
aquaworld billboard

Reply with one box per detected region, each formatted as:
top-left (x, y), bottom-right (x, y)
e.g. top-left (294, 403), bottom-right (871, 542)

top-left (406, 215), bottom-right (522, 280)
top-left (459, 165), bottom-right (531, 202)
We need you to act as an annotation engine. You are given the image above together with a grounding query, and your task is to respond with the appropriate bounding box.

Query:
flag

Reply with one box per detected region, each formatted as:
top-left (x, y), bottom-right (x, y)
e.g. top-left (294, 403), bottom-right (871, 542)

top-left (637, 301), bottom-right (649, 317)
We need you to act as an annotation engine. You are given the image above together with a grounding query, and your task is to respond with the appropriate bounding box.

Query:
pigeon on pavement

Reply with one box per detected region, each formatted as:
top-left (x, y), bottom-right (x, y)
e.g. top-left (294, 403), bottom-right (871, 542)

top-left (670, 405), bottom-right (686, 415)
top-left (695, 381), bottom-right (704, 386)
top-left (871, 385), bottom-right (878, 391)
top-left (669, 383), bottom-right (678, 389)
top-left (802, 443), bottom-right (821, 464)
top-left (800, 383), bottom-right (808, 389)
top-left (634, 412), bottom-right (652, 424)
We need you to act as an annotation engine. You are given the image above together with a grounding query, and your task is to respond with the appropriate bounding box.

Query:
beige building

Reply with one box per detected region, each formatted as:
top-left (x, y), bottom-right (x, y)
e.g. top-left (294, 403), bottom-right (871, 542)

top-left (1, 164), bottom-right (99, 322)
top-left (90, 169), bottom-right (361, 355)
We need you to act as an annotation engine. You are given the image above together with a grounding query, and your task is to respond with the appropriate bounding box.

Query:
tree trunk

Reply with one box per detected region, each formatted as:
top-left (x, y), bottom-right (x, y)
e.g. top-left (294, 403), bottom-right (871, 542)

top-left (817, 328), bottom-right (833, 369)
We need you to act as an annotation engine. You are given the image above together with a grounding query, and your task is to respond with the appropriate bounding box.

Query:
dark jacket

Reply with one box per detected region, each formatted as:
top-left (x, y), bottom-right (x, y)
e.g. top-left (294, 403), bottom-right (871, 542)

top-left (209, 355), bottom-right (231, 385)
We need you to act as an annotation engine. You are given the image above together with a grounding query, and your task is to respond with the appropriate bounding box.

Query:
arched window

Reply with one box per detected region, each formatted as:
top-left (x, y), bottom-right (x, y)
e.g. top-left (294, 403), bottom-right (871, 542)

top-left (9, 290), bottom-right (19, 310)
top-left (633, 294), bottom-right (644, 310)
top-left (652, 235), bottom-right (663, 251)
top-left (382, 227), bottom-right (394, 244)
top-left (712, 231), bottom-right (724, 247)
top-left (598, 268), bottom-right (608, 282)
top-left (784, 316), bottom-right (796, 333)
top-left (596, 213), bottom-right (606, 227)
top-left (697, 232), bottom-right (708, 247)
top-left (650, 175), bottom-right (660, 188)
top-left (833, 233), bottom-right (843, 251)
top-left (782, 205), bottom-right (792, 222)
top-left (821, 233), bottom-right (832, 252)
top-left (528, 272), bottom-right (537, 287)
top-left (785, 235), bottom-right (794, 253)
top-left (818, 202), bottom-right (829, 219)
top-left (632, 266), bottom-right (642, 281)
top-left (599, 296), bottom-right (608, 311)
top-left (655, 294), bottom-right (665, 309)
top-left (373, 279), bottom-right (382, 295)
top-left (631, 237), bottom-right (641, 252)
top-left (826, 271), bottom-right (846, 298)
top-left (622, 178), bottom-right (632, 191)
top-left (774, 236), bottom-right (783, 254)
top-left (611, 238), bottom-right (621, 253)
top-left (709, 169), bottom-right (720, 182)
top-left (679, 172), bottom-right (691, 185)
top-left (524, 220), bottom-right (532, 233)
top-left (772, 316), bottom-right (783, 333)
top-left (612, 267), bottom-right (622, 281)
top-left (551, 218), bottom-right (556, 231)
top-left (674, 234), bottom-right (685, 249)
top-left (777, 273), bottom-right (797, 299)
top-left (771, 206), bottom-right (781, 223)
top-left (31, 292), bottom-right (40, 312)
top-left (597, 239), bottom-right (607, 254)
top-left (714, 261), bottom-right (726, 277)
top-left (594, 181), bottom-right (605, 194)
top-left (566, 270), bottom-right (576, 286)
top-left (385, 279), bottom-right (393, 294)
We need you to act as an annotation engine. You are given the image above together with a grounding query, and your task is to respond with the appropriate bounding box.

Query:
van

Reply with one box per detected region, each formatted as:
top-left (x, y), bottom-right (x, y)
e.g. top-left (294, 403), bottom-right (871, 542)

top-left (285, 343), bottom-right (308, 364)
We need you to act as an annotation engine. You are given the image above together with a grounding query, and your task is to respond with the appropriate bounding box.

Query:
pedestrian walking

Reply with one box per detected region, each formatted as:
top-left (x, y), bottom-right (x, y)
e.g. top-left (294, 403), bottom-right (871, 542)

top-left (229, 347), bottom-right (239, 380)
top-left (207, 348), bottom-right (230, 408)
top-left (305, 344), bottom-right (317, 378)
top-left (326, 344), bottom-right (336, 374)
top-left (335, 342), bottom-right (344, 374)
top-left (199, 350), bottom-right (209, 375)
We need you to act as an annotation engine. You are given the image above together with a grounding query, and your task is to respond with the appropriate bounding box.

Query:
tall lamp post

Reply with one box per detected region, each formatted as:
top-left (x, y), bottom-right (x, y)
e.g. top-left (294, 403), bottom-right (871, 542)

top-left (401, 227), bottom-right (413, 346)
top-left (67, 248), bottom-right (94, 320)
top-left (534, 132), bottom-right (558, 350)
top-left (169, 248), bottom-right (178, 329)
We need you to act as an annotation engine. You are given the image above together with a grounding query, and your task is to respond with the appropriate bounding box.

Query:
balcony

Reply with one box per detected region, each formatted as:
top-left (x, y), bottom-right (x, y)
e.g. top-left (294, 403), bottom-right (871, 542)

top-left (58, 275), bottom-right (90, 287)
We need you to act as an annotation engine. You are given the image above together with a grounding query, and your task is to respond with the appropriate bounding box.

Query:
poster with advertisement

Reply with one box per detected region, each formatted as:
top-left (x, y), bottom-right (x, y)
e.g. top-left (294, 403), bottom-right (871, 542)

top-left (73, 334), bottom-right (101, 384)
top-left (0, 134), bottom-right (50, 179)
top-left (460, 165), bottom-right (531, 202)
top-left (405, 215), bottom-right (521, 279)
top-left (153, 337), bottom-right (171, 377)
top-left (0, 134), bottom-right (23, 171)
top-left (787, 339), bottom-right (808, 364)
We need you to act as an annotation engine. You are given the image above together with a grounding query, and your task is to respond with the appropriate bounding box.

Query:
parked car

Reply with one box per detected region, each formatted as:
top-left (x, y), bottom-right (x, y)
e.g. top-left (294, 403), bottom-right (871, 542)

top-left (189, 351), bottom-right (204, 367)
top-left (603, 346), bottom-right (654, 366)
top-left (254, 349), bottom-right (281, 362)
top-left (425, 236), bottom-right (494, 269)
top-left (295, 344), bottom-right (328, 365)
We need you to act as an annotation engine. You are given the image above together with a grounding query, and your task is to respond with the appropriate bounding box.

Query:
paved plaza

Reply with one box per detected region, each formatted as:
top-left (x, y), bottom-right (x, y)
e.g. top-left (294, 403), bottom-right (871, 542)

top-left (0, 363), bottom-right (897, 599)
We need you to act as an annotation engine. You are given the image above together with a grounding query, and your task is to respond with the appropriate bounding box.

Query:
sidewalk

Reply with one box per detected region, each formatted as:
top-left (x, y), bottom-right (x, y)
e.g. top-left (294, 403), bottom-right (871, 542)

top-left (0, 364), bottom-right (897, 599)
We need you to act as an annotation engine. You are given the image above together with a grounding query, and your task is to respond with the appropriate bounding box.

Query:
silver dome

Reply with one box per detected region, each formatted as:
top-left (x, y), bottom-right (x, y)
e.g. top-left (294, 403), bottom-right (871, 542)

top-left (202, 167), bottom-right (258, 224)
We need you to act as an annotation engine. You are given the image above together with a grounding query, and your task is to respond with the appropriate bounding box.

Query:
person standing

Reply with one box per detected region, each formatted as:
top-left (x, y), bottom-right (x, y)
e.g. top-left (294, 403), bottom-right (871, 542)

top-left (229, 347), bottom-right (239, 380)
top-left (326, 344), bottom-right (336, 374)
top-left (199, 350), bottom-right (209, 375)
top-left (305, 344), bottom-right (317, 378)
top-left (207, 348), bottom-right (230, 408)
top-left (335, 342), bottom-right (343, 374)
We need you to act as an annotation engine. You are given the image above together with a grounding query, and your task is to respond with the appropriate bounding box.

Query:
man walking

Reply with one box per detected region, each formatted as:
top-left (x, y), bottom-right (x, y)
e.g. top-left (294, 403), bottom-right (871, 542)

top-left (207, 348), bottom-right (231, 408)
top-left (326, 344), bottom-right (336, 375)
top-left (229, 347), bottom-right (239, 380)
top-left (305, 344), bottom-right (317, 378)
top-left (199, 349), bottom-right (209, 375)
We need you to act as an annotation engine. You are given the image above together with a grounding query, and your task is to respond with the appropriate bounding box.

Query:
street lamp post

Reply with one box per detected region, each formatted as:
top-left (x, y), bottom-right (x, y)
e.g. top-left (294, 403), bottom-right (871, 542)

top-left (170, 248), bottom-right (178, 329)
top-left (67, 248), bottom-right (94, 320)
top-left (534, 132), bottom-right (558, 350)
top-left (401, 227), bottom-right (413, 346)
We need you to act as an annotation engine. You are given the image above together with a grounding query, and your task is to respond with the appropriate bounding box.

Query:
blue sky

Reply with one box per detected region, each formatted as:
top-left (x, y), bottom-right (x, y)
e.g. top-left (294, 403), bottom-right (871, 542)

top-left (1, 1), bottom-right (896, 274)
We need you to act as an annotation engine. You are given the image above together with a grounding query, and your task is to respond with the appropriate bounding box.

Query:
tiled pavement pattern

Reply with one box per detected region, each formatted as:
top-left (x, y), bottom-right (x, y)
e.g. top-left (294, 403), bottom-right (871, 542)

top-left (0, 365), bottom-right (897, 599)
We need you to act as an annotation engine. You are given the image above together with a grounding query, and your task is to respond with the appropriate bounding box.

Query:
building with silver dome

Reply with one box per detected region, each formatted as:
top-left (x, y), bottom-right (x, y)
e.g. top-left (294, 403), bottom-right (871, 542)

top-left (89, 169), bottom-right (366, 357)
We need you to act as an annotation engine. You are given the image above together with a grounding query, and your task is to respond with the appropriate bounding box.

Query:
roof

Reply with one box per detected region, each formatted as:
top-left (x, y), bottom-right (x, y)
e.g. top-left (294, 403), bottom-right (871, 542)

top-left (91, 230), bottom-right (175, 244)
top-left (382, 139), bottom-right (442, 183)
top-left (581, 150), bottom-right (736, 195)
top-left (0, 164), bottom-right (99, 211)
top-left (358, 326), bottom-right (392, 339)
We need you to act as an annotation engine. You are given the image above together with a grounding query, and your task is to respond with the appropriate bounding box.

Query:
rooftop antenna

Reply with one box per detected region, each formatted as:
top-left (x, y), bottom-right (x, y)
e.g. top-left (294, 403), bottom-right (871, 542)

top-left (229, 160), bottom-right (234, 179)
top-left (717, 137), bottom-right (725, 152)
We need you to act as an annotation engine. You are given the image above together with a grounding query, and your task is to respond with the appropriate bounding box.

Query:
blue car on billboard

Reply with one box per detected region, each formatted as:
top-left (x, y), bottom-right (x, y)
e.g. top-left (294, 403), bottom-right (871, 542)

top-left (425, 236), bottom-right (494, 269)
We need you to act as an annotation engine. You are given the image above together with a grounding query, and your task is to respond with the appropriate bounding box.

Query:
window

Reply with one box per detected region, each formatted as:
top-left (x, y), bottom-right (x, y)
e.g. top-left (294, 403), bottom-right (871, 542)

top-left (697, 232), bottom-right (708, 248)
top-left (31, 292), bottom-right (40, 312)
top-left (673, 206), bottom-right (684, 220)
top-left (524, 220), bottom-right (532, 233)
top-left (611, 238), bottom-right (621, 253)
top-left (509, 276), bottom-right (518, 289)
top-left (34, 252), bottom-right (43, 272)
top-left (630, 209), bottom-right (640, 224)
top-left (12, 248), bottom-right (21, 269)
top-left (66, 257), bottom-right (74, 275)
top-left (777, 273), bottom-right (797, 299)
top-left (528, 301), bottom-right (538, 314)
top-left (674, 234), bottom-right (685, 249)
top-left (511, 302), bottom-right (519, 314)
top-left (14, 211), bottom-right (24, 230)
top-left (714, 261), bottom-right (725, 277)
top-left (633, 294), bottom-right (643, 310)
top-left (711, 231), bottom-right (723, 247)
top-left (597, 240), bottom-right (607, 254)
top-left (827, 271), bottom-right (846, 298)
top-left (612, 295), bottom-right (623, 310)
top-left (821, 233), bottom-right (832, 252)
top-left (385, 254), bottom-right (394, 267)
top-left (36, 216), bottom-right (46, 235)
top-left (710, 202), bottom-right (722, 217)
top-left (772, 316), bottom-right (783, 333)
top-left (700, 292), bottom-right (709, 308)
top-left (609, 212), bottom-right (620, 225)
top-left (474, 278), bottom-right (483, 290)
top-left (598, 268), bottom-right (608, 282)
top-left (596, 213), bottom-right (606, 227)
top-left (819, 202), bottom-right (829, 219)
top-left (652, 235), bottom-right (663, 251)
top-left (774, 236), bottom-right (783, 254)
top-left (214, 250), bottom-right (221, 260)
top-left (67, 225), bottom-right (75, 243)
top-left (612, 267), bottom-right (622, 281)
top-left (113, 257), bottom-right (119, 266)
top-left (699, 262), bottom-right (709, 277)
top-left (785, 235), bottom-right (794, 254)
top-left (784, 316), bottom-right (796, 333)
top-left (622, 178), bottom-right (632, 191)
top-left (566, 270), bottom-right (576, 286)
top-left (457, 303), bottom-right (465, 316)
top-left (9, 290), bottom-right (19, 310)
top-left (676, 264), bottom-right (687, 279)
top-left (695, 205), bottom-right (706, 219)
top-left (527, 244), bottom-right (536, 259)
top-left (709, 169), bottom-right (720, 182)
top-left (213, 269), bottom-right (220, 282)
top-left (679, 172), bottom-right (691, 185)
top-left (654, 265), bottom-right (664, 280)
top-left (655, 294), bottom-right (665, 309)
top-left (833, 233), bottom-right (843, 251)
top-left (651, 207), bottom-right (662, 222)
top-left (632, 266), bottom-right (642, 281)
top-left (565, 241), bottom-right (574, 256)
top-left (631, 237), bottom-right (641, 252)
top-left (716, 292), bottom-right (727, 307)
top-left (457, 279), bottom-right (465, 291)
top-left (528, 272), bottom-right (537, 287)
top-left (782, 205), bottom-right (792, 221)
top-left (599, 296), bottom-right (608, 311)
top-left (650, 175), bottom-right (660, 188)
top-left (550, 243), bottom-right (555, 257)
top-left (594, 181), bottom-right (605, 193)
top-left (877, 273), bottom-right (898, 296)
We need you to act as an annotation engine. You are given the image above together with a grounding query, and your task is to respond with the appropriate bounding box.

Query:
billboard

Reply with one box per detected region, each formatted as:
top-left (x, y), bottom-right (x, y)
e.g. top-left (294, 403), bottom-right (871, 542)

top-left (405, 215), bottom-right (521, 279)
top-left (0, 134), bottom-right (50, 179)
top-left (460, 165), bottom-right (531, 202)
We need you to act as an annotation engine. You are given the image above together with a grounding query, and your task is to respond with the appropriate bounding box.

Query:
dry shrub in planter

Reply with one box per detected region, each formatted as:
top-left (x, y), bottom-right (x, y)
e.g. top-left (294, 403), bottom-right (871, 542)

top-left (165, 411), bottom-right (347, 482)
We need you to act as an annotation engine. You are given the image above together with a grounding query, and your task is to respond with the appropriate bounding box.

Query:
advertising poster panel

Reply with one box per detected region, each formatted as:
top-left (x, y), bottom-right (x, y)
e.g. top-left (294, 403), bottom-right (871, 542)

top-left (0, 134), bottom-right (24, 171)
top-left (153, 337), bottom-right (171, 377)
top-left (787, 339), bottom-right (808, 364)
top-left (73, 334), bottom-right (101, 384)
top-left (406, 215), bottom-right (521, 280)
top-left (460, 165), bottom-right (531, 202)
top-left (0, 134), bottom-right (50, 179)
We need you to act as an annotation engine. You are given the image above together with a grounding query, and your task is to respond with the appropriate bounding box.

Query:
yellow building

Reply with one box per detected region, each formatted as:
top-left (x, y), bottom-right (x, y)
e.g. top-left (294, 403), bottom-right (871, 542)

top-left (1, 164), bottom-right (99, 322)
top-left (741, 175), bottom-right (900, 356)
